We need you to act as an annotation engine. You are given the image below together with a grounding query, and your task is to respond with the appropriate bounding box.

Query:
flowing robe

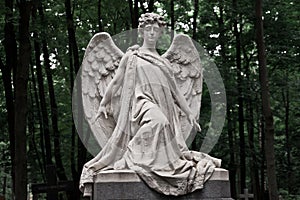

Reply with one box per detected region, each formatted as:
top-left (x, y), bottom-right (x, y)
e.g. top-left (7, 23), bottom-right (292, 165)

top-left (80, 51), bottom-right (221, 196)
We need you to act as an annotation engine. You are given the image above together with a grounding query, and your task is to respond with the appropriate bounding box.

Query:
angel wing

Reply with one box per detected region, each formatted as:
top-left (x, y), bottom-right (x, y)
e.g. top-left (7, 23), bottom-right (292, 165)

top-left (162, 34), bottom-right (203, 145)
top-left (81, 32), bottom-right (124, 149)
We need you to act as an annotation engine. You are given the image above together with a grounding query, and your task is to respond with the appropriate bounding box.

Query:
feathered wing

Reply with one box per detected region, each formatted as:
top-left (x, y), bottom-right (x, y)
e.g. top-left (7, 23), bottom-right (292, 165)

top-left (162, 34), bottom-right (203, 145)
top-left (81, 32), bottom-right (124, 149)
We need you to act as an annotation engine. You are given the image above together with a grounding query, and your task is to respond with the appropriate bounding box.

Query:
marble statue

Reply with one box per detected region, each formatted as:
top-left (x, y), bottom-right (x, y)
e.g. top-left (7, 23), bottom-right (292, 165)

top-left (79, 13), bottom-right (221, 197)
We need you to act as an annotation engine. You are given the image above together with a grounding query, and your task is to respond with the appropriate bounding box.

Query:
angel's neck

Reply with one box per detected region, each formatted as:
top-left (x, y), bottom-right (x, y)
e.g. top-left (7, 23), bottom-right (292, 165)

top-left (140, 45), bottom-right (159, 55)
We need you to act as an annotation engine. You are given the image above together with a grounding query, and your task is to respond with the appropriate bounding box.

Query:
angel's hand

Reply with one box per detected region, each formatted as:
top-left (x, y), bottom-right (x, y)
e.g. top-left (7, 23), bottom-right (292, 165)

top-left (127, 45), bottom-right (140, 53)
top-left (187, 114), bottom-right (201, 132)
top-left (92, 105), bottom-right (108, 123)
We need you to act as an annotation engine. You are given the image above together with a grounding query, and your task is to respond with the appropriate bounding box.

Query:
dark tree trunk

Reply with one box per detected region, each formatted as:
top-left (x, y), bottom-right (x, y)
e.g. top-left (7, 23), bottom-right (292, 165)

top-left (248, 100), bottom-right (260, 200)
top-left (170, 0), bottom-right (175, 39)
top-left (128, 0), bottom-right (139, 43)
top-left (244, 50), bottom-right (260, 200)
top-left (65, 0), bottom-right (80, 73)
top-left (42, 33), bottom-right (68, 182)
top-left (14, 1), bottom-right (32, 199)
top-left (259, 111), bottom-right (266, 200)
top-left (192, 0), bottom-right (199, 40)
top-left (148, 0), bottom-right (154, 12)
top-left (67, 28), bottom-right (79, 200)
top-left (255, 0), bottom-right (279, 199)
top-left (282, 71), bottom-right (292, 193)
top-left (32, 9), bottom-right (53, 166)
top-left (30, 64), bottom-right (46, 181)
top-left (227, 108), bottom-right (237, 198)
top-left (128, 0), bottom-right (134, 26)
top-left (69, 46), bottom-right (77, 180)
top-left (98, 0), bottom-right (103, 32)
top-left (66, 1), bottom-right (77, 184)
top-left (133, 0), bottom-right (139, 28)
top-left (37, 2), bottom-right (67, 181)
top-left (213, 0), bottom-right (237, 197)
top-left (28, 73), bottom-right (45, 183)
top-left (65, 1), bottom-right (86, 198)
top-left (2, 1), bottom-right (17, 195)
top-left (232, 0), bottom-right (246, 191)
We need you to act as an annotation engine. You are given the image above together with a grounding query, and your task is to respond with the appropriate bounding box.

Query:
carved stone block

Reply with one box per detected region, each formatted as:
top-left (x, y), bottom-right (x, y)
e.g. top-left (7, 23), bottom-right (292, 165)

top-left (92, 168), bottom-right (233, 200)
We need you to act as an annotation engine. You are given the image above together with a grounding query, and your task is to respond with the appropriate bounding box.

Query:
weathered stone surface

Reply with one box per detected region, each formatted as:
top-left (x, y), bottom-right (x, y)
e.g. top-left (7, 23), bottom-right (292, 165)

top-left (92, 168), bottom-right (233, 200)
top-left (79, 12), bottom-right (225, 197)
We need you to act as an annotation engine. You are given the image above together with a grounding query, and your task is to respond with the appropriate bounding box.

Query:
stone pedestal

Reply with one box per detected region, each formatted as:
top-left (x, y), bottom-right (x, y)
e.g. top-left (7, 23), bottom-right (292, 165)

top-left (91, 168), bottom-right (233, 200)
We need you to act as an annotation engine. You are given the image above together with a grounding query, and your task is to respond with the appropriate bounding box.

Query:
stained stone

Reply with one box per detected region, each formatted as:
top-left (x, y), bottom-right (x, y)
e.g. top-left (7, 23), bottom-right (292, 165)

top-left (92, 168), bottom-right (233, 200)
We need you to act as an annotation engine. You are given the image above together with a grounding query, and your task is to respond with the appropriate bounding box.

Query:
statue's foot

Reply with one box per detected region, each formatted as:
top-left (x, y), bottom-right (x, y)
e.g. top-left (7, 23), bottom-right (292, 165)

top-left (83, 183), bottom-right (93, 197)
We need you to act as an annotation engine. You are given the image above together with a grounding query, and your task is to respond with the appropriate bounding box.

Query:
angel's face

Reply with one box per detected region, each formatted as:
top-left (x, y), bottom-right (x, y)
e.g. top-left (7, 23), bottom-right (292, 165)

top-left (142, 22), bottom-right (162, 46)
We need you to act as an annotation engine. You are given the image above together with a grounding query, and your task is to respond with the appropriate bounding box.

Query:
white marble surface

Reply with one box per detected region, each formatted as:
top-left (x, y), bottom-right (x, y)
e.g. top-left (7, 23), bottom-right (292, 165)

top-left (94, 168), bottom-right (228, 183)
top-left (80, 12), bottom-right (222, 197)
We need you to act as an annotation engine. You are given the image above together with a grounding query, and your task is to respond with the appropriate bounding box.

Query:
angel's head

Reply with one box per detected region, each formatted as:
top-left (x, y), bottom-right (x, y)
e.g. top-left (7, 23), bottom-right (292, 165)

top-left (138, 13), bottom-right (166, 46)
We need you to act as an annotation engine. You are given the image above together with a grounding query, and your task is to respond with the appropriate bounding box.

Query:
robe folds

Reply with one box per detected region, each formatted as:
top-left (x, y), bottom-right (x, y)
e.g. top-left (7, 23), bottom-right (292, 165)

top-left (80, 51), bottom-right (221, 196)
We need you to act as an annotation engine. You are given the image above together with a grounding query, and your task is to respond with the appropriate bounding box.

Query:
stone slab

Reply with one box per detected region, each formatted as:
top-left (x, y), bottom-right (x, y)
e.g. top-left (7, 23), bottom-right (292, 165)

top-left (92, 168), bottom-right (233, 200)
top-left (94, 170), bottom-right (141, 183)
top-left (94, 168), bottom-right (229, 183)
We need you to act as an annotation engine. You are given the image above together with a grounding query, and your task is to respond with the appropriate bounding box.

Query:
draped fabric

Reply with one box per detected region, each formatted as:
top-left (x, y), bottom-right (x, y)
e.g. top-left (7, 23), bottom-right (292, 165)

top-left (80, 51), bottom-right (221, 196)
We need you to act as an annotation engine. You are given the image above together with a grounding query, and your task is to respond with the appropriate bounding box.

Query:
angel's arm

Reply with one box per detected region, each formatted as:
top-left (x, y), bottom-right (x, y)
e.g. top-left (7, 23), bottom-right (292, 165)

top-left (99, 54), bottom-right (129, 107)
top-left (93, 54), bottom-right (129, 121)
top-left (161, 59), bottom-right (192, 116)
top-left (170, 79), bottom-right (193, 117)
top-left (171, 82), bottom-right (201, 131)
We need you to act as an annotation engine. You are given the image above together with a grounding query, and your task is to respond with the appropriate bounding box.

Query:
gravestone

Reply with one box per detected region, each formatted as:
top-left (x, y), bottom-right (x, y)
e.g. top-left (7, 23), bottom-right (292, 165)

top-left (239, 189), bottom-right (254, 200)
top-left (90, 168), bottom-right (233, 200)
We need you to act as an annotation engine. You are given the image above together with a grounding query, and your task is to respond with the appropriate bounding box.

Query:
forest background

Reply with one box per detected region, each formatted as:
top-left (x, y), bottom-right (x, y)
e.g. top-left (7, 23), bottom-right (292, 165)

top-left (0, 0), bottom-right (299, 199)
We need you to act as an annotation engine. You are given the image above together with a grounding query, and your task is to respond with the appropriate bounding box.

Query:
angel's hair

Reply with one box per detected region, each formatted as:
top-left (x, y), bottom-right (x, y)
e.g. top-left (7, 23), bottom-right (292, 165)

top-left (138, 13), bottom-right (166, 28)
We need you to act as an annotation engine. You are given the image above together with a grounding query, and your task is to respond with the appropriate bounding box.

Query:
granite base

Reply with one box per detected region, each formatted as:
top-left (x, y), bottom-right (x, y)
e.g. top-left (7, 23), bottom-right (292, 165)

top-left (92, 168), bottom-right (233, 200)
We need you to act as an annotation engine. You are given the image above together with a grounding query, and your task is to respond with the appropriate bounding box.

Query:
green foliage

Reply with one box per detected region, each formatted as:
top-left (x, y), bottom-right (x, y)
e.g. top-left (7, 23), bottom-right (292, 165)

top-left (0, 0), bottom-right (299, 198)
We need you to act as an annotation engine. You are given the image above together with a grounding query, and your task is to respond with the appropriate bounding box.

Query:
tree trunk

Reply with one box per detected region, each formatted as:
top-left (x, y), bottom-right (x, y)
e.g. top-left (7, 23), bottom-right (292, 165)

top-left (28, 75), bottom-right (45, 183)
top-left (192, 0), bottom-right (199, 40)
top-left (232, 0), bottom-right (246, 191)
top-left (255, 0), bottom-right (279, 199)
top-left (65, 1), bottom-right (86, 198)
top-left (128, 0), bottom-right (139, 43)
top-left (214, 0), bottom-right (237, 197)
top-left (282, 71), bottom-right (292, 193)
top-left (148, 0), bottom-right (154, 12)
top-left (170, 0), bottom-right (175, 39)
top-left (65, 0), bottom-right (80, 73)
top-left (32, 8), bottom-right (53, 166)
top-left (244, 52), bottom-right (260, 200)
top-left (42, 34), bottom-right (68, 182)
top-left (133, 0), bottom-right (139, 28)
top-left (2, 1), bottom-right (17, 195)
top-left (70, 47), bottom-right (77, 181)
top-left (248, 102), bottom-right (260, 200)
top-left (98, 0), bottom-right (103, 32)
top-left (128, 0), bottom-right (134, 27)
top-left (30, 64), bottom-right (46, 181)
top-left (259, 110), bottom-right (266, 200)
top-left (14, 1), bottom-right (32, 199)
top-left (36, 2), bottom-right (68, 181)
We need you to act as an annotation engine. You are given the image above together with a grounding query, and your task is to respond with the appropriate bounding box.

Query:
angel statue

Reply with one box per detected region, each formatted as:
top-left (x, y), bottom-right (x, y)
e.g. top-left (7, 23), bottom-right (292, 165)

top-left (79, 13), bottom-right (221, 197)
